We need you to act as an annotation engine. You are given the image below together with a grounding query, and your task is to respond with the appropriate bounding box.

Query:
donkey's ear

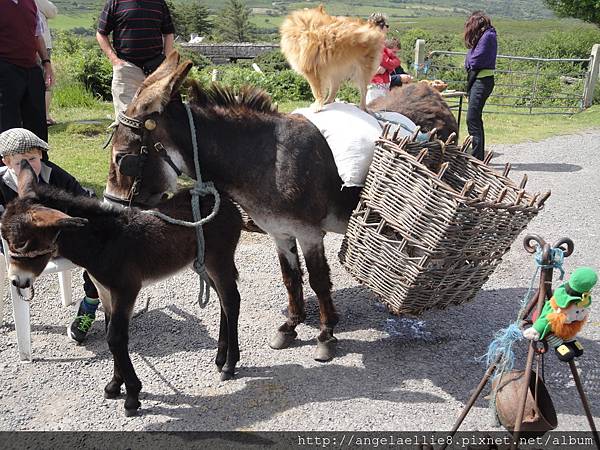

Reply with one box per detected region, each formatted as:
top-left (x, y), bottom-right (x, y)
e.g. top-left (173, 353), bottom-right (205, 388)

top-left (134, 59), bottom-right (193, 115)
top-left (170, 59), bottom-right (194, 95)
top-left (139, 50), bottom-right (181, 90)
top-left (17, 160), bottom-right (38, 199)
top-left (29, 206), bottom-right (88, 228)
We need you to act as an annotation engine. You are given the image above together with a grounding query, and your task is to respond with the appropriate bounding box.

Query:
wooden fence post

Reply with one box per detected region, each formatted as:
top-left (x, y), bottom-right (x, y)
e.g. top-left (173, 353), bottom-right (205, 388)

top-left (414, 39), bottom-right (426, 78)
top-left (583, 44), bottom-right (600, 108)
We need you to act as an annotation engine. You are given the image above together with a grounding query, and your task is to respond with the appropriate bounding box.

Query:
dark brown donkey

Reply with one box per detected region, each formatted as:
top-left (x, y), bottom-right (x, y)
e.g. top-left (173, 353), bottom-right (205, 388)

top-left (104, 51), bottom-right (456, 362)
top-left (1, 161), bottom-right (242, 416)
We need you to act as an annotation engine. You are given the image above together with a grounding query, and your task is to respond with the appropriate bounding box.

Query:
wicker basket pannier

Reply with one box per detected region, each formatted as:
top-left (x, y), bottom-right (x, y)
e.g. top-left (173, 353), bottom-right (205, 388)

top-left (339, 128), bottom-right (549, 315)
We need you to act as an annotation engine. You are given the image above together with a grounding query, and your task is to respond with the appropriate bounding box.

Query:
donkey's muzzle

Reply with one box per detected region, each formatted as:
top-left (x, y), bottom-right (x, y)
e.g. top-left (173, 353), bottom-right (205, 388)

top-left (11, 276), bottom-right (31, 289)
top-left (117, 153), bottom-right (146, 178)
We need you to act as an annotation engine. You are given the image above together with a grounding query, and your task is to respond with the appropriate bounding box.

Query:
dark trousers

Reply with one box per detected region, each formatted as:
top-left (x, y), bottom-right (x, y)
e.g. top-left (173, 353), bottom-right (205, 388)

top-left (0, 60), bottom-right (48, 142)
top-left (466, 76), bottom-right (494, 160)
top-left (390, 74), bottom-right (402, 88)
top-left (82, 270), bottom-right (99, 299)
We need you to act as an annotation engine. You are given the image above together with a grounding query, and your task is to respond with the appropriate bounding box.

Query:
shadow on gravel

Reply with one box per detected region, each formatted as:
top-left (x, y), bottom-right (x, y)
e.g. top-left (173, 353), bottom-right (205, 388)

top-left (26, 303), bottom-right (218, 360)
top-left (489, 162), bottom-right (582, 173)
top-left (139, 357), bottom-right (448, 431)
top-left (126, 286), bottom-right (597, 430)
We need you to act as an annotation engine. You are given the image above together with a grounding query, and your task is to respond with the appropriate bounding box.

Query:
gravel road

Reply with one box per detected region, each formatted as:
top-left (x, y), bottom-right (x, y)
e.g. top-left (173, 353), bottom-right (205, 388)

top-left (0, 129), bottom-right (599, 434)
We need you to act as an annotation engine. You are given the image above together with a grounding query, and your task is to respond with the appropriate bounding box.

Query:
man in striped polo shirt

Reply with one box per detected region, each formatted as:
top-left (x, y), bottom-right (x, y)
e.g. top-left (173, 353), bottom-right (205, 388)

top-left (96, 0), bottom-right (175, 119)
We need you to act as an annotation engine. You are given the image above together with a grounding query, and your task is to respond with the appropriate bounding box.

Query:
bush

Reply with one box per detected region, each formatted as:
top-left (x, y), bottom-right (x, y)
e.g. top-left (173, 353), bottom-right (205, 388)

top-left (336, 82), bottom-right (360, 103)
top-left (77, 49), bottom-right (113, 101)
top-left (177, 46), bottom-right (213, 69)
top-left (53, 32), bottom-right (113, 101)
top-left (53, 83), bottom-right (98, 108)
top-left (254, 50), bottom-right (290, 71)
top-left (264, 70), bottom-right (310, 102)
top-left (204, 66), bottom-right (311, 102)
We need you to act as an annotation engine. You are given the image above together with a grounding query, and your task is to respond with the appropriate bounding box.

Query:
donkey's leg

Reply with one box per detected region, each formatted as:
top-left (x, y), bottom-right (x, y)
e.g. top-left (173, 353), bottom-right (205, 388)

top-left (103, 307), bottom-right (125, 399)
top-left (205, 218), bottom-right (242, 381)
top-left (104, 358), bottom-right (124, 399)
top-left (297, 233), bottom-right (338, 362)
top-left (89, 277), bottom-right (123, 398)
top-left (209, 275), bottom-right (241, 381)
top-left (215, 306), bottom-right (229, 371)
top-left (270, 236), bottom-right (305, 350)
top-left (103, 308), bottom-right (126, 398)
top-left (106, 294), bottom-right (142, 416)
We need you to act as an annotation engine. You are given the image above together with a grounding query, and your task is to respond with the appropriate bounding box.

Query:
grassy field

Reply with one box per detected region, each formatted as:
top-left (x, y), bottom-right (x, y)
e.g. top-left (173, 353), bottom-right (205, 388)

top-left (50, 13), bottom-right (96, 31)
top-left (47, 0), bottom-right (554, 18)
top-left (48, 99), bottom-right (600, 196)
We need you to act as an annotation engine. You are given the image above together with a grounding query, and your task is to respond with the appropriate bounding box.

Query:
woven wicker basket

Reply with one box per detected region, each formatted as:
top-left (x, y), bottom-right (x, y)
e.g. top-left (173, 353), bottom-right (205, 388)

top-left (339, 127), bottom-right (549, 315)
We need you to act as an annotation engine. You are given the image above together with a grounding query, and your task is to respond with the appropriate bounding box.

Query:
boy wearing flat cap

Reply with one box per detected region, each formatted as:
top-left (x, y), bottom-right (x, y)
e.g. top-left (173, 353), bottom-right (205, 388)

top-left (0, 128), bottom-right (100, 344)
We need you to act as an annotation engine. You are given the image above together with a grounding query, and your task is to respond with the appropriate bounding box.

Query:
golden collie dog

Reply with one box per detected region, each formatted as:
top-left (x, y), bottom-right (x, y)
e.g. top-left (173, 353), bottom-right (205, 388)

top-left (280, 5), bottom-right (385, 112)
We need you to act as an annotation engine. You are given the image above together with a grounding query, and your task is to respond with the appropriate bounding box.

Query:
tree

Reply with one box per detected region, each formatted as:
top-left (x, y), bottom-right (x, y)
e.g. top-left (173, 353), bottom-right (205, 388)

top-left (214, 0), bottom-right (257, 42)
top-left (168, 0), bottom-right (213, 40)
top-left (543, 0), bottom-right (600, 27)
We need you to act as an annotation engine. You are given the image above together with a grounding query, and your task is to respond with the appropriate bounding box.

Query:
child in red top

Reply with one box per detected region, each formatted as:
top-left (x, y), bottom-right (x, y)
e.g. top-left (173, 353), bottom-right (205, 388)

top-left (367, 29), bottom-right (400, 104)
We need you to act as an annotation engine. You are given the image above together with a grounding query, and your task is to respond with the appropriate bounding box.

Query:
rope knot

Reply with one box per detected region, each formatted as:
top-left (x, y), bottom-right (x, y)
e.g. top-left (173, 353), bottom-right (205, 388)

top-left (190, 181), bottom-right (218, 198)
top-left (193, 259), bottom-right (208, 277)
top-left (534, 245), bottom-right (565, 279)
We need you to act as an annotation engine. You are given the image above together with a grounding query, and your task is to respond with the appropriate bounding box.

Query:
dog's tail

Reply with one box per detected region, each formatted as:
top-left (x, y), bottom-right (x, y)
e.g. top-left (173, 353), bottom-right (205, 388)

top-left (280, 6), bottom-right (333, 73)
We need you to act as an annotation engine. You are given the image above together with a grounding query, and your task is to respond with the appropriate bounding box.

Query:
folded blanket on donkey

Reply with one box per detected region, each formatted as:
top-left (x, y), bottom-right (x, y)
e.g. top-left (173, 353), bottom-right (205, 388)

top-left (293, 102), bottom-right (419, 187)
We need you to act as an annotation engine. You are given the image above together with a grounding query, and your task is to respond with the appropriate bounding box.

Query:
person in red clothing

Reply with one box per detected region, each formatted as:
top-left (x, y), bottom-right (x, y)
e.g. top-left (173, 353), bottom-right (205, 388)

top-left (388, 38), bottom-right (413, 88)
top-left (0, 0), bottom-right (54, 143)
top-left (366, 14), bottom-right (399, 105)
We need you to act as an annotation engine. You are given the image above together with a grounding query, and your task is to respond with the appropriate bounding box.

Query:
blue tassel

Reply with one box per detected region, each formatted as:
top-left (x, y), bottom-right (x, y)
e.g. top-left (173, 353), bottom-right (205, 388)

top-left (483, 322), bottom-right (523, 379)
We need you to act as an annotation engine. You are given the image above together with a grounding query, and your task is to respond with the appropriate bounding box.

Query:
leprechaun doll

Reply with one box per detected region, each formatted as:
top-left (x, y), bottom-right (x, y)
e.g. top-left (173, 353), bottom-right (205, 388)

top-left (523, 267), bottom-right (597, 362)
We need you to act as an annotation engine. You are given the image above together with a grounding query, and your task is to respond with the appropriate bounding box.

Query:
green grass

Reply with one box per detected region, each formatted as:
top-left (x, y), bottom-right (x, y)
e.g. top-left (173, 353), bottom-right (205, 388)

top-left (480, 106), bottom-right (600, 145)
top-left (50, 14), bottom-right (95, 31)
top-left (47, 100), bottom-right (600, 196)
top-left (48, 103), bottom-right (113, 195)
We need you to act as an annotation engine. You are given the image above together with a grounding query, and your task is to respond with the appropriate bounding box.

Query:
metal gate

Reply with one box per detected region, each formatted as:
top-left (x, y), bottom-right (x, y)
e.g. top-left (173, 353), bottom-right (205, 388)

top-left (422, 50), bottom-right (594, 114)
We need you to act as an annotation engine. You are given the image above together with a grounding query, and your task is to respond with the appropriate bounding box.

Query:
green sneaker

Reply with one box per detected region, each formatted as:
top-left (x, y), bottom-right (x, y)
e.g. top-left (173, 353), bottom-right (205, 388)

top-left (67, 300), bottom-right (97, 343)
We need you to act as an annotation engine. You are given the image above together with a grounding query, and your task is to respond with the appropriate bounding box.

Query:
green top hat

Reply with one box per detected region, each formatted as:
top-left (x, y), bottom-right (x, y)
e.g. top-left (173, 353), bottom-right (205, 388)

top-left (554, 267), bottom-right (597, 309)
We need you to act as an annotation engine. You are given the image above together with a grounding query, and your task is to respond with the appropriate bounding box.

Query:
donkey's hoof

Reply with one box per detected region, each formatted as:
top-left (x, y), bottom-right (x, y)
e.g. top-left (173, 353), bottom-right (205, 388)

top-left (314, 336), bottom-right (338, 362)
top-left (104, 390), bottom-right (121, 400)
top-left (220, 370), bottom-right (235, 381)
top-left (124, 408), bottom-right (140, 417)
top-left (269, 330), bottom-right (297, 350)
top-left (104, 382), bottom-right (122, 399)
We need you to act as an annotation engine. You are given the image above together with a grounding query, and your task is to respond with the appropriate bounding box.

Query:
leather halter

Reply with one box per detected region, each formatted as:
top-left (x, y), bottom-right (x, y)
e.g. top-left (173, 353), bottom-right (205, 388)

top-left (103, 111), bottom-right (183, 208)
top-left (104, 105), bottom-right (219, 308)
top-left (7, 231), bottom-right (60, 259)
top-left (8, 245), bottom-right (56, 259)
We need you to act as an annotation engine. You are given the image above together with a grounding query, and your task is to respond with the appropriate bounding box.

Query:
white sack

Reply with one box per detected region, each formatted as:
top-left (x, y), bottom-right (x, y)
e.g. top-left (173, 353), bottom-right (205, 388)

top-left (293, 102), bottom-right (418, 187)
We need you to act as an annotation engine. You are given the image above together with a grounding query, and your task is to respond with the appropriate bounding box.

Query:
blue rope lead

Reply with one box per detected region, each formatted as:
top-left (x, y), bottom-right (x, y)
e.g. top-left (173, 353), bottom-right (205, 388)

top-left (535, 245), bottom-right (565, 280)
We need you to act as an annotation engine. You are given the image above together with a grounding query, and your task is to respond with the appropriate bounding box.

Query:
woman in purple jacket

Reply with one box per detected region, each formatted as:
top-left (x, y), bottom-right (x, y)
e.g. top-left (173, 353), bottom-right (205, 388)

top-left (464, 11), bottom-right (497, 160)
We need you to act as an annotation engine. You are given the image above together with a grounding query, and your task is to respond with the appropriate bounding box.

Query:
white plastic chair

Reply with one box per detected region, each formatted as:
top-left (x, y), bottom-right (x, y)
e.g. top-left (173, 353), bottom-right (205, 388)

top-left (0, 236), bottom-right (77, 361)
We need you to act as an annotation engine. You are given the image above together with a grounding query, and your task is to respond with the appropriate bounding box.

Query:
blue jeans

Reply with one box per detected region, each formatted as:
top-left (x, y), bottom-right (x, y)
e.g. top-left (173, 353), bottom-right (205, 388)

top-left (467, 76), bottom-right (494, 160)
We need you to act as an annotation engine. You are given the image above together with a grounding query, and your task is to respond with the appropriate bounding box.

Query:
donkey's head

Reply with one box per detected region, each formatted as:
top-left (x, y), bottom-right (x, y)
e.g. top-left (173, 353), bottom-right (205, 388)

top-left (1, 161), bottom-right (87, 291)
top-left (105, 50), bottom-right (193, 207)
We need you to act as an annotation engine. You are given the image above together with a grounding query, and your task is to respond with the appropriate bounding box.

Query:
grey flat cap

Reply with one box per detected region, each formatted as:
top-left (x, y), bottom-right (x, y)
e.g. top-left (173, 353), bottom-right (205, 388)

top-left (0, 128), bottom-right (49, 157)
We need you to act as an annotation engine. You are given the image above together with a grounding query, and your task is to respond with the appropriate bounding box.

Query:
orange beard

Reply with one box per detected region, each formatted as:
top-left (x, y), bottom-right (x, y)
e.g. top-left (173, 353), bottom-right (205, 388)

top-left (547, 298), bottom-right (587, 340)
